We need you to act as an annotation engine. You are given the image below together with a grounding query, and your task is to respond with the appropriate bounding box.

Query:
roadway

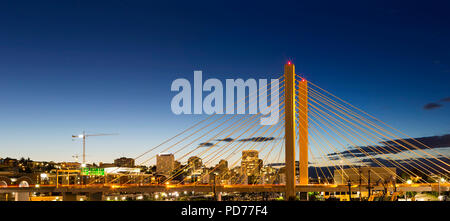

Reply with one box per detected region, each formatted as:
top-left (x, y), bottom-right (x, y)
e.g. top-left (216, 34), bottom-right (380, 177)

top-left (1, 183), bottom-right (448, 194)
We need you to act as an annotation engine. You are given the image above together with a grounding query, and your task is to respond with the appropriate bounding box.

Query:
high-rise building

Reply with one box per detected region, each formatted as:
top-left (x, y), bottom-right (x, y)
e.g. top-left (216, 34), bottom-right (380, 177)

top-left (241, 150), bottom-right (262, 176)
top-left (187, 156), bottom-right (203, 172)
top-left (156, 153), bottom-right (174, 175)
top-left (261, 166), bottom-right (278, 184)
top-left (214, 159), bottom-right (230, 183)
top-left (174, 160), bottom-right (181, 171)
top-left (217, 159), bottom-right (228, 172)
top-left (114, 157), bottom-right (135, 167)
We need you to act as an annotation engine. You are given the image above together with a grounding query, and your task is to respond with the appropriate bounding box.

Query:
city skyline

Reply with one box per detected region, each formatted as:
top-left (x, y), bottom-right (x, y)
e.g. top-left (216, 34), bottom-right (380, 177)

top-left (0, 1), bottom-right (449, 205)
top-left (1, 1), bottom-right (449, 164)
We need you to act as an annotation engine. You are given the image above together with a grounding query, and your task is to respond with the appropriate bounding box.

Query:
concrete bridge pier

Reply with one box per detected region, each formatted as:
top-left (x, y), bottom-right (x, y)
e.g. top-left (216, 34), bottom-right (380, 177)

top-left (63, 192), bottom-right (77, 201)
top-left (89, 192), bottom-right (103, 201)
top-left (15, 182), bottom-right (31, 201)
top-left (0, 180), bottom-right (10, 201)
top-left (0, 193), bottom-right (9, 201)
top-left (299, 192), bottom-right (308, 201)
top-left (15, 192), bottom-right (30, 201)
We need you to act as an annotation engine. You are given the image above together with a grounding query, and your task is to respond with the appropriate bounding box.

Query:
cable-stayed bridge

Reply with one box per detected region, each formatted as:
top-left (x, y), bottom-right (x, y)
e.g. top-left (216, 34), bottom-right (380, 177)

top-left (1, 62), bottom-right (449, 201)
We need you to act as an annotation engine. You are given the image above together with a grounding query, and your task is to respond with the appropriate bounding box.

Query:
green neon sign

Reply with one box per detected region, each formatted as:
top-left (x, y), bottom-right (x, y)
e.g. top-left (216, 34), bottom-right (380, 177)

top-left (81, 168), bottom-right (105, 176)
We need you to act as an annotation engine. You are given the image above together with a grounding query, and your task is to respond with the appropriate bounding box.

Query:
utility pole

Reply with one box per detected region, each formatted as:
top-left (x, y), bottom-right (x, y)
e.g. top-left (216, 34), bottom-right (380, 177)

top-left (359, 167), bottom-right (362, 201)
top-left (212, 172), bottom-right (217, 201)
top-left (82, 131), bottom-right (86, 164)
top-left (72, 131), bottom-right (118, 165)
top-left (368, 169), bottom-right (371, 199)
top-left (347, 180), bottom-right (352, 201)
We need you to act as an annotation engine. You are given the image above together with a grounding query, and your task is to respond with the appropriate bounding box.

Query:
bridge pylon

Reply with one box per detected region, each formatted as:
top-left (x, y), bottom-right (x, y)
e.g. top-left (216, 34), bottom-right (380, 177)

top-left (284, 62), bottom-right (308, 201)
top-left (284, 62), bottom-right (296, 200)
top-left (297, 69), bottom-right (308, 185)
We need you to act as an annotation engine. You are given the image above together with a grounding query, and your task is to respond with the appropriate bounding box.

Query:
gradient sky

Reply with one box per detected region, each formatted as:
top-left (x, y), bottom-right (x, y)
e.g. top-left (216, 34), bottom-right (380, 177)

top-left (0, 0), bottom-right (449, 163)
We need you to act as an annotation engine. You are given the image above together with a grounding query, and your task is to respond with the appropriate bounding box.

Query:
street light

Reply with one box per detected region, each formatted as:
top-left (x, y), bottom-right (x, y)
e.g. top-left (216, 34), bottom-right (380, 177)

top-left (406, 179), bottom-right (412, 184)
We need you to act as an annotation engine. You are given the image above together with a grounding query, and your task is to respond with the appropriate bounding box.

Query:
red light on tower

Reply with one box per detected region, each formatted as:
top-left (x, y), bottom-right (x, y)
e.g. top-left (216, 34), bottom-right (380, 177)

top-left (287, 61), bottom-right (291, 65)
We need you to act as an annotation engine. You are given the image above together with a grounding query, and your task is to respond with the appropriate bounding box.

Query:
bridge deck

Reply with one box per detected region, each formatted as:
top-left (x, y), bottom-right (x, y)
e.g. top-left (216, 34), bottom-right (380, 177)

top-left (1, 183), bottom-right (448, 193)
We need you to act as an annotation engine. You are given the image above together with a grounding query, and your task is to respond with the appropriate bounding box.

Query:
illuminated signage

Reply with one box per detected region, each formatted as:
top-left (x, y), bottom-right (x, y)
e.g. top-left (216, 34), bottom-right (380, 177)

top-left (81, 168), bottom-right (105, 176)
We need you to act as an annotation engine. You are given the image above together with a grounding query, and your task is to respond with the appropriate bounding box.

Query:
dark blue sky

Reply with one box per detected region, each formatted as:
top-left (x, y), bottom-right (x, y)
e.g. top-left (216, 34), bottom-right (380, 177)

top-left (0, 0), bottom-right (449, 162)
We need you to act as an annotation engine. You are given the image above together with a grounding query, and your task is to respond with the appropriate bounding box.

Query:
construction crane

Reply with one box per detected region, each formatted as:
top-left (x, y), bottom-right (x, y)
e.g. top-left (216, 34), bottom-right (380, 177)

top-left (72, 131), bottom-right (118, 165)
top-left (72, 154), bottom-right (79, 162)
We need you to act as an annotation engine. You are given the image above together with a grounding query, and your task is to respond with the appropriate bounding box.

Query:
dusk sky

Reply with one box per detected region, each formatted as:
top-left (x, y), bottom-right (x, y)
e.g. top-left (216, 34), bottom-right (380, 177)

top-left (0, 0), bottom-right (449, 163)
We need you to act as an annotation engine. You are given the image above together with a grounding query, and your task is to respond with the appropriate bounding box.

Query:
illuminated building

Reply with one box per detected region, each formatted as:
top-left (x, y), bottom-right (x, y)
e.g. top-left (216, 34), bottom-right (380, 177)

top-left (59, 162), bottom-right (81, 170)
top-left (114, 157), bottom-right (135, 167)
top-left (241, 150), bottom-right (263, 176)
top-left (99, 162), bottom-right (115, 168)
top-left (156, 153), bottom-right (174, 176)
top-left (216, 159), bottom-right (229, 175)
top-left (187, 156), bottom-right (203, 173)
